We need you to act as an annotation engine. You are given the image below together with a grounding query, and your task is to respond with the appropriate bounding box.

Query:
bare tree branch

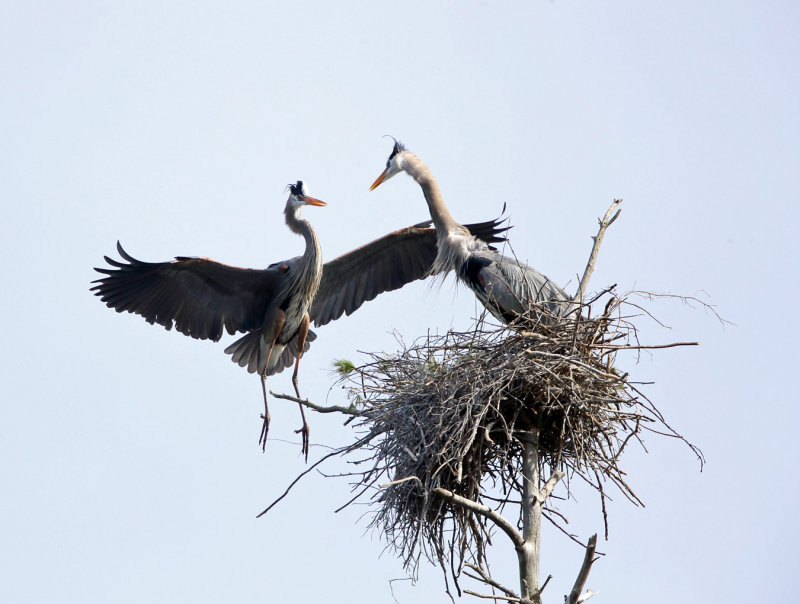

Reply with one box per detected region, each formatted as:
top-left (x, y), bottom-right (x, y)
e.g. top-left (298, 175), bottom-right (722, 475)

top-left (598, 341), bottom-right (698, 350)
top-left (533, 574), bottom-right (552, 600)
top-left (537, 470), bottom-right (565, 503)
top-left (464, 563), bottom-right (519, 598)
top-left (255, 449), bottom-right (339, 518)
top-left (269, 390), bottom-right (359, 415)
top-left (433, 487), bottom-right (524, 548)
top-left (576, 590), bottom-right (599, 603)
top-left (379, 476), bottom-right (424, 489)
top-left (573, 199), bottom-right (622, 304)
top-left (566, 534), bottom-right (598, 604)
top-left (462, 591), bottom-right (522, 602)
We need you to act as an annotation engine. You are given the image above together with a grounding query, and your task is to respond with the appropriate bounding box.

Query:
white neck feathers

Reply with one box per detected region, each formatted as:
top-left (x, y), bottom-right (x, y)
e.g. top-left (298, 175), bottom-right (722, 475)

top-left (399, 151), bottom-right (485, 275)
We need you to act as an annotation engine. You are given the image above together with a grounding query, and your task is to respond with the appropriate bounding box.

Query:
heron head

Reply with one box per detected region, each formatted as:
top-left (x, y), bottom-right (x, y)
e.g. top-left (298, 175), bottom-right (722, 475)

top-left (287, 180), bottom-right (327, 208)
top-left (369, 139), bottom-right (407, 191)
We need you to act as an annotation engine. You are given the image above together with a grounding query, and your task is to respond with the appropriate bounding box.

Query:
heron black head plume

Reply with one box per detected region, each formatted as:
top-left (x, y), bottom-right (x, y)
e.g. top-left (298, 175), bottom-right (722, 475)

top-left (382, 136), bottom-right (406, 167)
top-left (287, 180), bottom-right (306, 197)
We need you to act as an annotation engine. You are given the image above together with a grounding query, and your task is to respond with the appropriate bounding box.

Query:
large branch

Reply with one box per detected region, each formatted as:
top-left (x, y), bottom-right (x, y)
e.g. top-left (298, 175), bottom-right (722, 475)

top-left (573, 199), bottom-right (622, 305)
top-left (432, 487), bottom-right (523, 548)
top-left (566, 534), bottom-right (598, 604)
top-left (537, 470), bottom-right (565, 503)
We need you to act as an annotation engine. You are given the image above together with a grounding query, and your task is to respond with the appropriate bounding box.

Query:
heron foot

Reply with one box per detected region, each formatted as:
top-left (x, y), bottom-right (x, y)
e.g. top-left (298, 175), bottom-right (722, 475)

top-left (259, 412), bottom-right (270, 452)
top-left (294, 422), bottom-right (310, 463)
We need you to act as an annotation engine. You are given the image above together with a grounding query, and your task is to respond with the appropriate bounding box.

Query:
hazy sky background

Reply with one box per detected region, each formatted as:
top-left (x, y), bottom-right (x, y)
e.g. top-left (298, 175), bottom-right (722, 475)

top-left (2, 1), bottom-right (798, 602)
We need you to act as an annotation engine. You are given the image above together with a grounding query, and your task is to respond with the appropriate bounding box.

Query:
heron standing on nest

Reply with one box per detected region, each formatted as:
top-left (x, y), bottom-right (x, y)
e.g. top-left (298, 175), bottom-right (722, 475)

top-left (370, 140), bottom-right (568, 324)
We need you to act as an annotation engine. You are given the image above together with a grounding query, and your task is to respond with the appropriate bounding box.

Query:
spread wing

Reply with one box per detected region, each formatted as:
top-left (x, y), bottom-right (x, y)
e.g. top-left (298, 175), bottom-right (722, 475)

top-left (91, 241), bottom-right (285, 341)
top-left (310, 214), bottom-right (510, 327)
top-left (310, 225), bottom-right (436, 327)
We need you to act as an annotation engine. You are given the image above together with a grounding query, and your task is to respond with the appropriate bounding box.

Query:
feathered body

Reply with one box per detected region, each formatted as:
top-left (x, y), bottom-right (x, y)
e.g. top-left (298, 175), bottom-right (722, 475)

top-left (224, 194), bottom-right (323, 375)
top-left (371, 142), bottom-right (567, 324)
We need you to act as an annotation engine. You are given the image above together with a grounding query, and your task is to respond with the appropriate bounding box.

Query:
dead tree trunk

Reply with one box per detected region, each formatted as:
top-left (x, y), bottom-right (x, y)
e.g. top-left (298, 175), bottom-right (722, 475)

top-left (519, 429), bottom-right (542, 602)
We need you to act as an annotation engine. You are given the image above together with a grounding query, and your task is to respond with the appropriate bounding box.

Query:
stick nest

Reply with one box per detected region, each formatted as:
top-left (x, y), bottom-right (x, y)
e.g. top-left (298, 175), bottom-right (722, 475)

top-left (334, 289), bottom-right (702, 576)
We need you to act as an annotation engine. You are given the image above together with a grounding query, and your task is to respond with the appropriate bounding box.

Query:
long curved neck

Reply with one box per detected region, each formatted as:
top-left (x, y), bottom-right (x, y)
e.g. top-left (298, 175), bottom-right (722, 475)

top-left (283, 205), bottom-right (323, 298)
top-left (402, 152), bottom-right (479, 274)
top-left (401, 152), bottom-right (462, 234)
top-left (285, 205), bottom-right (317, 245)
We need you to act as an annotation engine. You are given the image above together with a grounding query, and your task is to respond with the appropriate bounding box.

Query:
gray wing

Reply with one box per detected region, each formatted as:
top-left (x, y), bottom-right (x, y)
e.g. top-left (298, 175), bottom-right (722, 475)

top-left (310, 215), bottom-right (510, 327)
top-left (91, 241), bottom-right (285, 341)
top-left (310, 225), bottom-right (436, 326)
top-left (464, 251), bottom-right (568, 323)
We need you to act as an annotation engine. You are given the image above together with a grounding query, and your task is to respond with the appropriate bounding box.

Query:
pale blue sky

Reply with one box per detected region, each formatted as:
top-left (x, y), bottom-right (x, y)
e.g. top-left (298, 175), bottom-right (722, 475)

top-left (2, 1), bottom-right (798, 602)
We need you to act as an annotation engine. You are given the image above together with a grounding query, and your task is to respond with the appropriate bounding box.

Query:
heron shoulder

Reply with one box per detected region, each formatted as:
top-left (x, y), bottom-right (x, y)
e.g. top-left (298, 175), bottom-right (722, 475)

top-left (267, 256), bottom-right (302, 273)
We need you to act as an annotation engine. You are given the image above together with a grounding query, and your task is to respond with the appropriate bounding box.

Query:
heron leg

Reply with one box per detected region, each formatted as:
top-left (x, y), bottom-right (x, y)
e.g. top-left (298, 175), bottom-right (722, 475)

top-left (259, 370), bottom-right (271, 450)
top-left (258, 312), bottom-right (285, 452)
top-left (292, 313), bottom-right (311, 462)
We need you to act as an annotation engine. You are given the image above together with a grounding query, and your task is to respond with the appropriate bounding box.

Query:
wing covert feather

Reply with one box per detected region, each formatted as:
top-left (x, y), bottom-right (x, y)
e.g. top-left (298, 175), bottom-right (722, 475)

top-left (91, 242), bottom-right (284, 341)
top-left (309, 213), bottom-right (509, 327)
top-left (310, 226), bottom-right (437, 327)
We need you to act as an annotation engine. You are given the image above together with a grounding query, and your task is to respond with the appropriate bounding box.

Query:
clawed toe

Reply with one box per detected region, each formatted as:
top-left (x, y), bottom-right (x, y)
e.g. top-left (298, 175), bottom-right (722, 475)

top-left (259, 414), bottom-right (270, 452)
top-left (294, 423), bottom-right (310, 462)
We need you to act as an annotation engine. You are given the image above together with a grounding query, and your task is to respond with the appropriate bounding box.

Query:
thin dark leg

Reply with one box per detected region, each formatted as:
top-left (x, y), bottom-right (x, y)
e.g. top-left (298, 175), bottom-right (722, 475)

top-left (258, 313), bottom-right (284, 452)
top-left (292, 373), bottom-right (309, 462)
top-left (293, 314), bottom-right (311, 461)
top-left (259, 369), bottom-right (271, 451)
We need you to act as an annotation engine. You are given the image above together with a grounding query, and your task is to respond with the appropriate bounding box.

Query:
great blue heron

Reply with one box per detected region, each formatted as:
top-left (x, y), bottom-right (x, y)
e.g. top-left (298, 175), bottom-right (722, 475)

top-left (92, 180), bottom-right (508, 459)
top-left (370, 141), bottom-right (568, 324)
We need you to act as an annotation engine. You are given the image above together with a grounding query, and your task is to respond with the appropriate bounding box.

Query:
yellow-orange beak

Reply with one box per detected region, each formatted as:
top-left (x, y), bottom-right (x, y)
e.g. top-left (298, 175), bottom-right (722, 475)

top-left (302, 196), bottom-right (327, 207)
top-left (369, 168), bottom-right (389, 191)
